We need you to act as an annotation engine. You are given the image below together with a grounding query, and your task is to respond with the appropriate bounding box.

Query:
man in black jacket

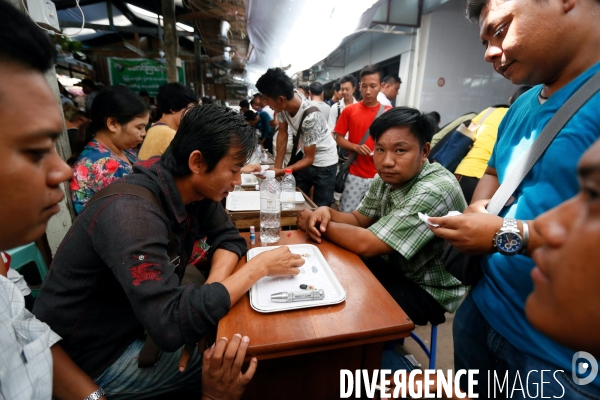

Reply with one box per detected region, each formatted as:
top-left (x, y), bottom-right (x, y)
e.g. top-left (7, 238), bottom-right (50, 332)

top-left (34, 105), bottom-right (303, 398)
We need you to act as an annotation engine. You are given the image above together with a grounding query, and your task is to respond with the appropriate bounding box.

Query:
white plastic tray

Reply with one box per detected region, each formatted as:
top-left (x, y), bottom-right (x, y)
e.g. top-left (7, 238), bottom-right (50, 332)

top-left (240, 173), bottom-right (259, 187)
top-left (247, 244), bottom-right (346, 313)
top-left (226, 191), bottom-right (260, 211)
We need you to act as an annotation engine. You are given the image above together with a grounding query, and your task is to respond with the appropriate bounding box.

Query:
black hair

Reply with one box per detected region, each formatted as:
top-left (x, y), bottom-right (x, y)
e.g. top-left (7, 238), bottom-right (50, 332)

top-left (156, 83), bottom-right (197, 117)
top-left (239, 99), bottom-right (250, 109)
top-left (243, 110), bottom-right (258, 121)
top-left (298, 84), bottom-right (310, 94)
top-left (139, 90), bottom-right (149, 97)
top-left (360, 65), bottom-right (382, 81)
top-left (427, 111), bottom-right (441, 124)
top-left (201, 96), bottom-right (213, 104)
top-left (0, 0), bottom-right (55, 72)
top-left (332, 82), bottom-right (341, 92)
top-left (509, 85), bottom-right (533, 105)
top-left (339, 75), bottom-right (357, 87)
top-left (309, 81), bottom-right (324, 96)
top-left (253, 93), bottom-right (264, 99)
top-left (256, 68), bottom-right (294, 101)
top-left (466, 0), bottom-right (490, 21)
top-left (161, 104), bottom-right (257, 175)
top-left (370, 107), bottom-right (436, 148)
top-left (68, 86), bottom-right (149, 165)
top-left (382, 75), bottom-right (402, 85)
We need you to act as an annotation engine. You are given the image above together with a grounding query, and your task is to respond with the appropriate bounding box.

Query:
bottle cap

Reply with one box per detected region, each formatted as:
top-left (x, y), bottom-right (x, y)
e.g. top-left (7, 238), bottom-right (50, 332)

top-left (285, 168), bottom-right (292, 174)
top-left (250, 226), bottom-right (255, 233)
top-left (265, 170), bottom-right (276, 178)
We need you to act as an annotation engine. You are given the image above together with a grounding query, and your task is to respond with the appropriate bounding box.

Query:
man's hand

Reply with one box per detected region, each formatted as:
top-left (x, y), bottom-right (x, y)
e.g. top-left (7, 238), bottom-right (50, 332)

top-left (251, 246), bottom-right (304, 276)
top-left (297, 209), bottom-right (313, 232)
top-left (428, 213), bottom-right (503, 255)
top-left (298, 207), bottom-right (332, 243)
top-left (178, 344), bottom-right (194, 372)
top-left (463, 199), bottom-right (490, 214)
top-left (240, 164), bottom-right (261, 174)
top-left (354, 143), bottom-right (372, 156)
top-left (201, 335), bottom-right (257, 400)
top-left (268, 167), bottom-right (286, 177)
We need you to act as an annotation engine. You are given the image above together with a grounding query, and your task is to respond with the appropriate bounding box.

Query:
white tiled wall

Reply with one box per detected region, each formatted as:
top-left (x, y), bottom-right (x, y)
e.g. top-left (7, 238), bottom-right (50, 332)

top-left (417, 0), bottom-right (519, 125)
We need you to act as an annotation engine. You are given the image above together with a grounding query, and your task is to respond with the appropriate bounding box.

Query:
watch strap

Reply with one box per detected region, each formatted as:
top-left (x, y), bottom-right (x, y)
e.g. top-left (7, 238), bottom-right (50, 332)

top-left (84, 388), bottom-right (105, 400)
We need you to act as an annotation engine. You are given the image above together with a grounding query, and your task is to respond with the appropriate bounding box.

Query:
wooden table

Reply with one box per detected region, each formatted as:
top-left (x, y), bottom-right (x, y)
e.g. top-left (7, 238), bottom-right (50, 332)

top-left (217, 230), bottom-right (414, 399)
top-left (225, 188), bottom-right (317, 230)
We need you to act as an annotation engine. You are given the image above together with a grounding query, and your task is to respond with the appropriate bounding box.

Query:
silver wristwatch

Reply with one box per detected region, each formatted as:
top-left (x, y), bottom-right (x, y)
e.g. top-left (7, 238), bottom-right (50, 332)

top-left (493, 218), bottom-right (523, 256)
top-left (84, 388), bottom-right (105, 400)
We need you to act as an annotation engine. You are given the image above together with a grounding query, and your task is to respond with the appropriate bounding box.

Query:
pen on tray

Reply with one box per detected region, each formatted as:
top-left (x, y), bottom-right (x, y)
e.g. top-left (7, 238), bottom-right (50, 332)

top-left (271, 289), bottom-right (325, 303)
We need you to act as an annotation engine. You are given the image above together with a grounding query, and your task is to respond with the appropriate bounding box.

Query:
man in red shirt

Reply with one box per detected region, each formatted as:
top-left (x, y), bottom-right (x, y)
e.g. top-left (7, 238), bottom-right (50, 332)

top-left (334, 65), bottom-right (392, 212)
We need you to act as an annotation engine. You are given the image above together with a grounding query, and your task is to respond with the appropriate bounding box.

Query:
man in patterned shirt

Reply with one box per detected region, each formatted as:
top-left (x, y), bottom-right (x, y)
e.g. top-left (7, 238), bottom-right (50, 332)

top-left (298, 107), bottom-right (467, 325)
top-left (256, 68), bottom-right (339, 207)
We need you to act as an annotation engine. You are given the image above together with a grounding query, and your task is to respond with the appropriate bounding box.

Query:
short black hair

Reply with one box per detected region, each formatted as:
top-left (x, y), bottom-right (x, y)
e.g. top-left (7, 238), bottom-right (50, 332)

top-left (0, 0), bottom-right (55, 72)
top-left (156, 82), bottom-right (197, 116)
top-left (253, 93), bottom-right (264, 99)
top-left (360, 65), bottom-right (382, 81)
top-left (201, 96), bottom-right (213, 104)
top-left (161, 104), bottom-right (257, 175)
top-left (243, 110), bottom-right (258, 121)
top-left (298, 83), bottom-right (309, 94)
top-left (339, 75), bottom-right (356, 87)
top-left (370, 107), bottom-right (435, 148)
top-left (256, 68), bottom-right (294, 101)
top-left (309, 81), bottom-right (324, 96)
top-left (427, 111), bottom-right (441, 124)
top-left (239, 99), bottom-right (250, 109)
top-left (466, 0), bottom-right (490, 21)
top-left (382, 75), bottom-right (402, 85)
top-left (332, 82), bottom-right (341, 92)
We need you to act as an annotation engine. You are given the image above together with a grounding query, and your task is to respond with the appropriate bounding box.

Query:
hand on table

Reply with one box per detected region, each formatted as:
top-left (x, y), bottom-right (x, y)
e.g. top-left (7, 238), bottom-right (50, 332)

top-left (201, 335), bottom-right (257, 400)
top-left (240, 164), bottom-right (262, 174)
top-left (251, 246), bottom-right (304, 276)
top-left (298, 207), bottom-right (331, 244)
top-left (428, 212), bottom-right (503, 255)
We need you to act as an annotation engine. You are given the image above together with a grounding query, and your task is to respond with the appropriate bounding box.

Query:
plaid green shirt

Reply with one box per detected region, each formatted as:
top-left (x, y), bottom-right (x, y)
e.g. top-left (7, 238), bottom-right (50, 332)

top-left (357, 161), bottom-right (468, 312)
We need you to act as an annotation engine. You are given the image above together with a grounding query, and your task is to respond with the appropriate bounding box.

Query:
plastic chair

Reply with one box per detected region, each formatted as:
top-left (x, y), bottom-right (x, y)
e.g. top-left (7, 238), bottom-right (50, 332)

top-left (409, 325), bottom-right (438, 370)
top-left (6, 243), bottom-right (48, 298)
top-left (384, 324), bottom-right (439, 370)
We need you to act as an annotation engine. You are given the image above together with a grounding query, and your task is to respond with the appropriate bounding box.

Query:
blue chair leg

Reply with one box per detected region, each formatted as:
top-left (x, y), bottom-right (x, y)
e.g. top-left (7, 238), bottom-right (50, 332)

top-left (429, 325), bottom-right (438, 370)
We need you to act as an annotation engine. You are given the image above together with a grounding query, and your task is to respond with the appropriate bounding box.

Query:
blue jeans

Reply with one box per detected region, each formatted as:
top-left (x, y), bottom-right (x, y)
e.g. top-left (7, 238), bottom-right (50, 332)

top-left (94, 339), bottom-right (203, 399)
top-left (294, 163), bottom-right (337, 207)
top-left (454, 293), bottom-right (600, 399)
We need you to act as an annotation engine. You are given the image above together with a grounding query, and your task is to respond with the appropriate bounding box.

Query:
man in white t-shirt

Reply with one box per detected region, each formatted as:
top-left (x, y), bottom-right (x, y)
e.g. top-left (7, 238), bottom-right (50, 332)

top-left (308, 81), bottom-right (331, 121)
top-left (327, 75), bottom-right (358, 133)
top-left (256, 68), bottom-right (338, 207)
top-left (377, 75), bottom-right (401, 107)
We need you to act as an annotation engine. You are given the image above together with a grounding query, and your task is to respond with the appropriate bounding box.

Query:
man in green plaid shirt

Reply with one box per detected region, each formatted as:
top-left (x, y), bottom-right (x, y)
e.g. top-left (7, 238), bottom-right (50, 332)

top-left (298, 107), bottom-right (467, 325)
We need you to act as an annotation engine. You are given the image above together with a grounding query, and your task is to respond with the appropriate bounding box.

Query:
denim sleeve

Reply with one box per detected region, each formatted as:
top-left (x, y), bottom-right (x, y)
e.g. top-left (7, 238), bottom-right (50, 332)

top-left (90, 195), bottom-right (231, 351)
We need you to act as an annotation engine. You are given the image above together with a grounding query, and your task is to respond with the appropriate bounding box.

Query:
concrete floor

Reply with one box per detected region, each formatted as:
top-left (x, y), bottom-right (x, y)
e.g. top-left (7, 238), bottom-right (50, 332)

top-left (396, 313), bottom-right (455, 371)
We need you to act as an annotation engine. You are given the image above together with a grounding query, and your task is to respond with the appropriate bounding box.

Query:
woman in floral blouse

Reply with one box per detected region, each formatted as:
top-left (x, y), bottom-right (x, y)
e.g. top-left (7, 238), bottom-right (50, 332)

top-left (68, 86), bottom-right (149, 214)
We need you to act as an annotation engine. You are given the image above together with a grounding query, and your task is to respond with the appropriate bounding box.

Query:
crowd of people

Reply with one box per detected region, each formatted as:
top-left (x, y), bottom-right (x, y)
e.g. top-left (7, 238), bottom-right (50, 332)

top-left (2, 0), bottom-right (600, 398)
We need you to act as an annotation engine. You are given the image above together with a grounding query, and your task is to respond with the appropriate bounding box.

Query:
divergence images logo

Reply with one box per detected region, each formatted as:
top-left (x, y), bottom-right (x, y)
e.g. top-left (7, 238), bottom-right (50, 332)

top-left (572, 351), bottom-right (598, 386)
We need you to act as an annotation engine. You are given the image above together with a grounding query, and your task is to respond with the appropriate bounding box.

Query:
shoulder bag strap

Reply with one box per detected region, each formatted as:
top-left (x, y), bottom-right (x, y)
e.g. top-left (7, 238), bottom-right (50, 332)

top-left (87, 183), bottom-right (179, 265)
top-left (340, 103), bottom-right (386, 171)
top-left (487, 71), bottom-right (600, 215)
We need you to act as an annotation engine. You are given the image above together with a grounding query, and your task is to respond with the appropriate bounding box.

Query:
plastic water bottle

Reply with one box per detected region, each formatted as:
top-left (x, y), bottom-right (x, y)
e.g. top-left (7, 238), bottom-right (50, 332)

top-left (281, 169), bottom-right (296, 210)
top-left (260, 170), bottom-right (281, 243)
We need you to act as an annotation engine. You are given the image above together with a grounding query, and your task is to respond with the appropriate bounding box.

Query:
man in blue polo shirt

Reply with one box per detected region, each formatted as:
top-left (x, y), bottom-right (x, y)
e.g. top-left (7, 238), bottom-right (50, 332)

top-left (428, 0), bottom-right (600, 397)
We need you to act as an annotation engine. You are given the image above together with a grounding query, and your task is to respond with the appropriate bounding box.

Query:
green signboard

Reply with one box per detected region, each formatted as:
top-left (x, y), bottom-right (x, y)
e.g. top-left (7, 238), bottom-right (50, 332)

top-left (108, 58), bottom-right (185, 96)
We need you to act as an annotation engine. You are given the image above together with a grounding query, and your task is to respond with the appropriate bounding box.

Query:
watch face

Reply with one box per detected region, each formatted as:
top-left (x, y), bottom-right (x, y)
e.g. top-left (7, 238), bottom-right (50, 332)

top-left (496, 232), bottom-right (522, 254)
